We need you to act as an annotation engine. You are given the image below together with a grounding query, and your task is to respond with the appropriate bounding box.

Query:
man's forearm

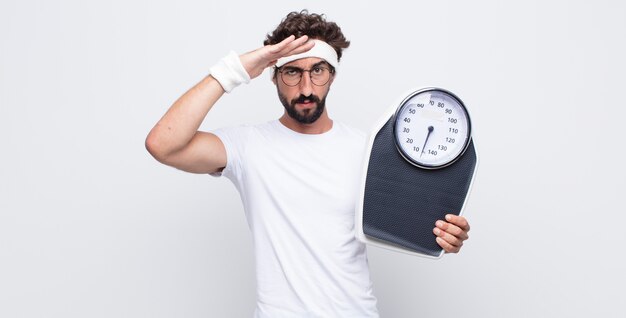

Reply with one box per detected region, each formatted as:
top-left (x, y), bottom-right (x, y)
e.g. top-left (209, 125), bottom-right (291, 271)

top-left (145, 75), bottom-right (224, 160)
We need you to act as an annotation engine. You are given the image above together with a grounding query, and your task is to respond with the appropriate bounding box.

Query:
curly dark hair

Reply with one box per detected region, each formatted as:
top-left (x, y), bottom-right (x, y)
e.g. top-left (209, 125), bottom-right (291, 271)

top-left (264, 10), bottom-right (350, 62)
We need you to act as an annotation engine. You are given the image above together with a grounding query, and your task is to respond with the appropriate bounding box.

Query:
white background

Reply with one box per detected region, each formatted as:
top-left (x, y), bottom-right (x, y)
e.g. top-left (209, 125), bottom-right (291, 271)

top-left (1, 0), bottom-right (624, 317)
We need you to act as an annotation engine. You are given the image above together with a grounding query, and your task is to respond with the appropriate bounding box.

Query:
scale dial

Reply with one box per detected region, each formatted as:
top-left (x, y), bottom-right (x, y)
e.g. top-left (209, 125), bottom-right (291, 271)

top-left (393, 88), bottom-right (471, 169)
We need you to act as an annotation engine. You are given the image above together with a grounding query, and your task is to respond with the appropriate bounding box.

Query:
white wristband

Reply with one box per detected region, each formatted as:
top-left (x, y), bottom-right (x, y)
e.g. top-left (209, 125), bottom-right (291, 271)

top-left (209, 51), bottom-right (251, 93)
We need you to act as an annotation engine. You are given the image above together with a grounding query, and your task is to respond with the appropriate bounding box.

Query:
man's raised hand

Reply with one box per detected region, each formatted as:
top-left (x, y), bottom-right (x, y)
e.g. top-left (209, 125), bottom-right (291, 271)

top-left (239, 35), bottom-right (315, 79)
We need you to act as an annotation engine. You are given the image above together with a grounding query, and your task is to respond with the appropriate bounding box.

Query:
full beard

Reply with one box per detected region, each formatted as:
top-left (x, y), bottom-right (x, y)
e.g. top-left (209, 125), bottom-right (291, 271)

top-left (278, 92), bottom-right (326, 124)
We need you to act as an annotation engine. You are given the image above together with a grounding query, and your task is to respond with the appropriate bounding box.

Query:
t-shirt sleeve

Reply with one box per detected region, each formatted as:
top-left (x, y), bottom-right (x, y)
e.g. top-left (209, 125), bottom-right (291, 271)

top-left (209, 125), bottom-right (250, 184)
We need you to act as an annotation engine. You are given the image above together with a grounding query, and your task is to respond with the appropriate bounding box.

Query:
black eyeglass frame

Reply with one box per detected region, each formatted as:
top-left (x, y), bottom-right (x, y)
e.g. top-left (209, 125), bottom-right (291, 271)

top-left (275, 64), bottom-right (336, 87)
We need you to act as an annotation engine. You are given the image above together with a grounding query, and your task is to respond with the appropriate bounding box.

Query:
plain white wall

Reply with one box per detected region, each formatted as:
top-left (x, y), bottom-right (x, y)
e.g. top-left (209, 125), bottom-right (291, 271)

top-left (1, 0), bottom-right (624, 317)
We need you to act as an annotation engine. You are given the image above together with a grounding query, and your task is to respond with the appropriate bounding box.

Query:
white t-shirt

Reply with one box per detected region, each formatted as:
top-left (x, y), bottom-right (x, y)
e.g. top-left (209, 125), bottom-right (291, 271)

top-left (212, 119), bottom-right (379, 318)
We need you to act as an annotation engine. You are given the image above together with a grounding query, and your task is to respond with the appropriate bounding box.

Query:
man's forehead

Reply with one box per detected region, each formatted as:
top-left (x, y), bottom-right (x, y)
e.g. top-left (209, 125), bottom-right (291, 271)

top-left (282, 57), bottom-right (328, 68)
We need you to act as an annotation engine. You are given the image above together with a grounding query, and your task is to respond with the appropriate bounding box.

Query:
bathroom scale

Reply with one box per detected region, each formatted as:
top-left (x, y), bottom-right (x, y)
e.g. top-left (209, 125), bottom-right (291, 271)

top-left (355, 87), bottom-right (478, 259)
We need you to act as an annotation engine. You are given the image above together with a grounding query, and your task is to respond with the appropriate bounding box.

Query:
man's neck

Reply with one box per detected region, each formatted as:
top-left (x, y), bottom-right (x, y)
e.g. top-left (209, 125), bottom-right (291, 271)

top-left (279, 112), bottom-right (333, 134)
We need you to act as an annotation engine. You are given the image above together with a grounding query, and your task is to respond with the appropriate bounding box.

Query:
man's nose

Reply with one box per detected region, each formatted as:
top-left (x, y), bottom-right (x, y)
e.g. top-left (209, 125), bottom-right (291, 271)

top-left (298, 72), bottom-right (314, 96)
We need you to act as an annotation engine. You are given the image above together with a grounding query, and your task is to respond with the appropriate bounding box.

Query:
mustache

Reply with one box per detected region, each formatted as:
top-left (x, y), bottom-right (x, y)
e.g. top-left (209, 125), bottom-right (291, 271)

top-left (291, 94), bottom-right (321, 106)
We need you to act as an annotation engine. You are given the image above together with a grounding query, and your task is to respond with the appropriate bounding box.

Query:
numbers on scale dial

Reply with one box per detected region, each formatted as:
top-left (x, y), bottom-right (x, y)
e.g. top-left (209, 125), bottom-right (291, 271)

top-left (395, 90), bottom-right (469, 168)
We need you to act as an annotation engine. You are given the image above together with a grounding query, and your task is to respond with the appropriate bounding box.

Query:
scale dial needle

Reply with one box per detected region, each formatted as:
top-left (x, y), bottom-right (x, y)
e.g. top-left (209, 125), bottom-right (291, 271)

top-left (420, 125), bottom-right (434, 158)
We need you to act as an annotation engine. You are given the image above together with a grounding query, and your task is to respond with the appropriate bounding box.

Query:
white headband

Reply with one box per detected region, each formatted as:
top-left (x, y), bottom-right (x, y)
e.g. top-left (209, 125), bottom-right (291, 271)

top-left (275, 39), bottom-right (339, 69)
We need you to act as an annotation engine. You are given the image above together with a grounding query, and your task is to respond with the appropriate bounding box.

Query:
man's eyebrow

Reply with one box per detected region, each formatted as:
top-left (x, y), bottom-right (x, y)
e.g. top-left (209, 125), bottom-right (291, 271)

top-left (312, 61), bottom-right (330, 68)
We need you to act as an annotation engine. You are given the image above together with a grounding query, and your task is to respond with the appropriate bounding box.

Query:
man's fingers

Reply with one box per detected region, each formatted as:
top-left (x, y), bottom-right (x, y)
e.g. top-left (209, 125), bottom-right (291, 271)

top-left (435, 220), bottom-right (469, 241)
top-left (268, 35), bottom-right (297, 54)
top-left (445, 214), bottom-right (470, 232)
top-left (240, 35), bottom-right (313, 78)
top-left (283, 39), bottom-right (315, 57)
top-left (269, 35), bottom-right (310, 57)
top-left (262, 35), bottom-right (314, 69)
top-left (433, 214), bottom-right (470, 254)
top-left (436, 237), bottom-right (460, 254)
top-left (433, 227), bottom-right (464, 248)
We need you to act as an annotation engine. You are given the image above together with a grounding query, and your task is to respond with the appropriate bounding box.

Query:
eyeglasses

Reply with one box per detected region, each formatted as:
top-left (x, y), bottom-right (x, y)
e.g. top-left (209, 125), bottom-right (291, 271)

top-left (277, 65), bottom-right (334, 87)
